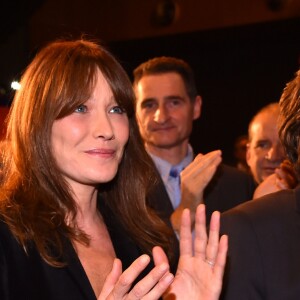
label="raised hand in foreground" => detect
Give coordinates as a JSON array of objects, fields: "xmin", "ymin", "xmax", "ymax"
[
  {"xmin": 162, "ymin": 204, "xmax": 228, "ymax": 300},
  {"xmin": 99, "ymin": 204, "xmax": 227, "ymax": 300}
]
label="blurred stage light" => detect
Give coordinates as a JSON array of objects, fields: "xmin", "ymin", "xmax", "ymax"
[{"xmin": 11, "ymin": 81, "xmax": 21, "ymax": 90}]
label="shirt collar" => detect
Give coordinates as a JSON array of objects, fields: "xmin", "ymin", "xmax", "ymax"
[{"xmin": 148, "ymin": 144, "xmax": 194, "ymax": 184}]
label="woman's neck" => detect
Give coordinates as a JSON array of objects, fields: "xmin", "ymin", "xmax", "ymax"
[{"xmin": 66, "ymin": 180, "xmax": 99, "ymax": 229}]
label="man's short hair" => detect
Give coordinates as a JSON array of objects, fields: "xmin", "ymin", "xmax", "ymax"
[{"xmin": 133, "ymin": 56, "xmax": 198, "ymax": 100}]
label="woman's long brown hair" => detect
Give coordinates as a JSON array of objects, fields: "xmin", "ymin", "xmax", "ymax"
[{"xmin": 0, "ymin": 39, "xmax": 174, "ymax": 266}]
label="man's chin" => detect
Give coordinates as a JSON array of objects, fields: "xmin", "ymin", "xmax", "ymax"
[
  {"xmin": 148, "ymin": 141, "xmax": 181, "ymax": 150},
  {"xmin": 145, "ymin": 134, "xmax": 188, "ymax": 150}
]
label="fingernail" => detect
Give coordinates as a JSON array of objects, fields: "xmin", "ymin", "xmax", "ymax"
[
  {"xmin": 158, "ymin": 263, "xmax": 169, "ymax": 272},
  {"xmin": 163, "ymin": 273, "xmax": 174, "ymax": 284},
  {"xmin": 139, "ymin": 255, "xmax": 150, "ymax": 265}
]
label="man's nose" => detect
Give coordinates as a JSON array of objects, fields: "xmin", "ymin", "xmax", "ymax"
[
  {"xmin": 265, "ymin": 144, "xmax": 285, "ymax": 162},
  {"xmin": 153, "ymin": 105, "xmax": 169, "ymax": 123}
]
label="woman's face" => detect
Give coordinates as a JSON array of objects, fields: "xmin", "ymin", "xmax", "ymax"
[{"xmin": 51, "ymin": 68, "xmax": 129, "ymax": 191}]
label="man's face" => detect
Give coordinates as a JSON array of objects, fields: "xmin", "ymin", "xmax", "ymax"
[
  {"xmin": 135, "ymin": 72, "xmax": 201, "ymax": 152},
  {"xmin": 246, "ymin": 112, "xmax": 285, "ymax": 184}
]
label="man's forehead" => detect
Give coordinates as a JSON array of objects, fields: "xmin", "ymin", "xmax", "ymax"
[
  {"xmin": 251, "ymin": 112, "xmax": 278, "ymax": 130},
  {"xmin": 135, "ymin": 73, "xmax": 188, "ymax": 100},
  {"xmin": 250, "ymin": 121, "xmax": 279, "ymax": 142},
  {"xmin": 138, "ymin": 73, "xmax": 184, "ymax": 88}
]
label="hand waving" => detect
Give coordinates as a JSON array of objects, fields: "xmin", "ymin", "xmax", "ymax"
[{"xmin": 164, "ymin": 204, "xmax": 228, "ymax": 300}]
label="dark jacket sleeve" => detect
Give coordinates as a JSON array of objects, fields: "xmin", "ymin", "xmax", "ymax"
[
  {"xmin": 204, "ymin": 164, "xmax": 256, "ymax": 222},
  {"xmin": 220, "ymin": 208, "xmax": 265, "ymax": 300},
  {"xmin": 220, "ymin": 188, "xmax": 300, "ymax": 300}
]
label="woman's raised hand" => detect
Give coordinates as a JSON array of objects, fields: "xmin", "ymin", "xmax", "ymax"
[
  {"xmin": 160, "ymin": 204, "xmax": 228, "ymax": 300},
  {"xmin": 99, "ymin": 204, "xmax": 227, "ymax": 300}
]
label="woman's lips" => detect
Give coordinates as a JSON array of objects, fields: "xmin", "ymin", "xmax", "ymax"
[{"xmin": 85, "ymin": 148, "xmax": 116, "ymax": 158}]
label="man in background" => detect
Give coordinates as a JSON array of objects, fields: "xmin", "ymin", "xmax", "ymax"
[
  {"xmin": 233, "ymin": 134, "xmax": 250, "ymax": 174},
  {"xmin": 246, "ymin": 102, "xmax": 297, "ymax": 198},
  {"xmin": 133, "ymin": 56, "xmax": 255, "ymax": 231}
]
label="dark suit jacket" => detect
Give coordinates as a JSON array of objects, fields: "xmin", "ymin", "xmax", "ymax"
[
  {"xmin": 220, "ymin": 186, "xmax": 300, "ymax": 300},
  {"xmin": 0, "ymin": 203, "xmax": 155, "ymax": 300},
  {"xmin": 149, "ymin": 163, "xmax": 255, "ymax": 225}
]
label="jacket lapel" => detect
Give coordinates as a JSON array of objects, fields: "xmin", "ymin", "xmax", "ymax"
[{"xmin": 63, "ymin": 238, "xmax": 97, "ymax": 300}]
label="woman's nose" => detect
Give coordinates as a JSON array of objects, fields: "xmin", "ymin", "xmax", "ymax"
[{"xmin": 92, "ymin": 113, "xmax": 115, "ymax": 140}]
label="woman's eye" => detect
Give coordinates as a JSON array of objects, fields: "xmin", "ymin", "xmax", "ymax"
[
  {"xmin": 74, "ymin": 104, "xmax": 88, "ymax": 113},
  {"xmin": 109, "ymin": 106, "xmax": 125, "ymax": 114}
]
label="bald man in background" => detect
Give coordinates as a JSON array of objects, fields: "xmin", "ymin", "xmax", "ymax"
[{"xmin": 246, "ymin": 102, "xmax": 297, "ymax": 198}]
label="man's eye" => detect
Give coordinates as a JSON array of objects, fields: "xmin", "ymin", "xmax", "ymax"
[
  {"xmin": 170, "ymin": 99, "xmax": 180, "ymax": 105},
  {"xmin": 256, "ymin": 142, "xmax": 270, "ymax": 149},
  {"xmin": 141, "ymin": 101, "xmax": 155, "ymax": 109},
  {"xmin": 74, "ymin": 104, "xmax": 88, "ymax": 113},
  {"xmin": 109, "ymin": 106, "xmax": 125, "ymax": 114}
]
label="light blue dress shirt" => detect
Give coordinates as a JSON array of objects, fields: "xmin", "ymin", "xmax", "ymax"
[{"xmin": 149, "ymin": 144, "xmax": 194, "ymax": 209}]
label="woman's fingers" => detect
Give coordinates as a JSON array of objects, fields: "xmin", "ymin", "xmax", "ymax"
[
  {"xmin": 194, "ymin": 204, "xmax": 208, "ymax": 259},
  {"xmin": 204, "ymin": 210, "xmax": 221, "ymax": 264},
  {"xmin": 213, "ymin": 234, "xmax": 228, "ymax": 279},
  {"xmin": 185, "ymin": 204, "xmax": 226, "ymax": 268},
  {"xmin": 125, "ymin": 252, "xmax": 173, "ymax": 300},
  {"xmin": 98, "ymin": 259, "xmax": 123, "ymax": 300},
  {"xmin": 128, "ymin": 264, "xmax": 173, "ymax": 300},
  {"xmin": 152, "ymin": 246, "xmax": 169, "ymax": 266},
  {"xmin": 110, "ymin": 254, "xmax": 151, "ymax": 298},
  {"xmin": 179, "ymin": 208, "xmax": 193, "ymax": 256},
  {"xmin": 101, "ymin": 252, "xmax": 173, "ymax": 300},
  {"xmin": 167, "ymin": 204, "xmax": 227, "ymax": 300}
]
